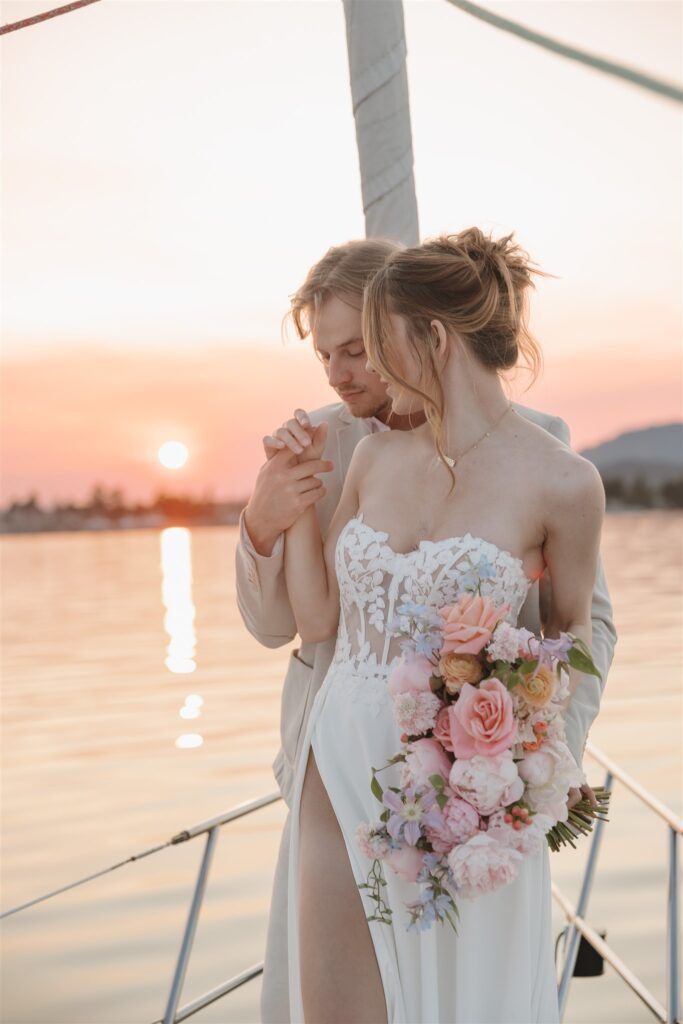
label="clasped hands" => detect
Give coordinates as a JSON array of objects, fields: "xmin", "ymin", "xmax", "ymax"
[{"xmin": 243, "ymin": 409, "xmax": 332, "ymax": 556}]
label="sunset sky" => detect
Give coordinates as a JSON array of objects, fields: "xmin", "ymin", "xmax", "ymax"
[{"xmin": 2, "ymin": 0, "xmax": 681, "ymax": 503}]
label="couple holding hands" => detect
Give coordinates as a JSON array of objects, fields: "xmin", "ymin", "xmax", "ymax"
[{"xmin": 236, "ymin": 229, "xmax": 616, "ymax": 1024}]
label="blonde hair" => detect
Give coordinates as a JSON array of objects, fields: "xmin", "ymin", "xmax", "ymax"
[
  {"xmin": 362, "ymin": 227, "xmax": 550, "ymax": 491},
  {"xmin": 283, "ymin": 238, "xmax": 403, "ymax": 341}
]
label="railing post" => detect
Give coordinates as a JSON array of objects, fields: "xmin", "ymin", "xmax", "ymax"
[
  {"xmin": 557, "ymin": 769, "xmax": 613, "ymax": 1018},
  {"xmin": 667, "ymin": 826, "xmax": 680, "ymax": 1024},
  {"xmin": 163, "ymin": 825, "xmax": 219, "ymax": 1024}
]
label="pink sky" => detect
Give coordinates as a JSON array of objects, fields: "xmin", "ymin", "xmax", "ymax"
[
  {"xmin": 1, "ymin": 0, "xmax": 681, "ymax": 503},
  {"xmin": 1, "ymin": 340, "xmax": 680, "ymax": 504}
]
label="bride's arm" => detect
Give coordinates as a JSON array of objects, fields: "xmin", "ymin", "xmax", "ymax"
[
  {"xmin": 284, "ymin": 433, "xmax": 374, "ymax": 644},
  {"xmin": 541, "ymin": 453, "xmax": 606, "ymax": 707}
]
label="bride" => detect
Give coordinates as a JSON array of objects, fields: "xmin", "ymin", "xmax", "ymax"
[{"xmin": 279, "ymin": 228, "xmax": 605, "ymax": 1023}]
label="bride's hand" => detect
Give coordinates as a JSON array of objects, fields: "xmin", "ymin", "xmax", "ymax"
[
  {"xmin": 566, "ymin": 781, "xmax": 599, "ymax": 816},
  {"xmin": 263, "ymin": 409, "xmax": 328, "ymax": 463}
]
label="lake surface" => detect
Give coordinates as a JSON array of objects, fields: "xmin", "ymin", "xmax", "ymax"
[{"xmin": 1, "ymin": 512, "xmax": 681, "ymax": 1023}]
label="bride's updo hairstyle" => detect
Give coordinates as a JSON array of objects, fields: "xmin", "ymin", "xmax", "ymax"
[{"xmin": 362, "ymin": 226, "xmax": 548, "ymax": 485}]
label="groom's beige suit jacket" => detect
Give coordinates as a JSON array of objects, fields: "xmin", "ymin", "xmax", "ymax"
[{"xmin": 235, "ymin": 399, "xmax": 617, "ymax": 1024}]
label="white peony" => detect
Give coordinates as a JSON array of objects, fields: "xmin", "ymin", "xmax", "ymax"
[
  {"xmin": 449, "ymin": 751, "xmax": 524, "ymax": 815},
  {"xmin": 524, "ymin": 738, "xmax": 585, "ymax": 821},
  {"xmin": 518, "ymin": 749, "xmax": 555, "ymax": 787}
]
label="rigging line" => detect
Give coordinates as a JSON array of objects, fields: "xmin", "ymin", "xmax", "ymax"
[
  {"xmin": 0, "ymin": 0, "xmax": 102, "ymax": 37},
  {"xmin": 445, "ymin": 0, "xmax": 683, "ymax": 106}
]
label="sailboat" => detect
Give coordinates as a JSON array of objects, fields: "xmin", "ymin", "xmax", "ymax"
[{"xmin": 1, "ymin": 1, "xmax": 681, "ymax": 1021}]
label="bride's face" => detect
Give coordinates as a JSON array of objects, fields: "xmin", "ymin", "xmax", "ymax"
[{"xmin": 367, "ymin": 312, "xmax": 425, "ymax": 417}]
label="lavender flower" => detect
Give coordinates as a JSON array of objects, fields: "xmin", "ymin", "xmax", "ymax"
[{"xmin": 382, "ymin": 785, "xmax": 443, "ymax": 846}]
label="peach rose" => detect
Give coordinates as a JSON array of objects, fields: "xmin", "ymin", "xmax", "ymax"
[
  {"xmin": 387, "ymin": 654, "xmax": 434, "ymax": 697},
  {"xmin": 514, "ymin": 664, "xmax": 556, "ymax": 708},
  {"xmin": 439, "ymin": 652, "xmax": 484, "ymax": 695},
  {"xmin": 449, "ymin": 679, "xmax": 517, "ymax": 758},
  {"xmin": 439, "ymin": 594, "xmax": 511, "ymax": 656}
]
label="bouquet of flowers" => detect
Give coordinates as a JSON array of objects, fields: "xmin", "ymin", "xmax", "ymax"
[{"xmin": 355, "ymin": 592, "xmax": 609, "ymax": 934}]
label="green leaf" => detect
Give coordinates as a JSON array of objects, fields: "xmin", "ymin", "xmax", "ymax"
[
  {"xmin": 370, "ymin": 774, "xmax": 384, "ymax": 803},
  {"xmin": 567, "ymin": 646, "xmax": 601, "ymax": 678},
  {"xmin": 435, "ymin": 792, "xmax": 449, "ymax": 810},
  {"xmin": 430, "ymin": 674, "xmax": 444, "ymax": 692},
  {"xmin": 518, "ymin": 659, "xmax": 538, "ymax": 674},
  {"xmin": 429, "ymin": 773, "xmax": 445, "ymax": 790}
]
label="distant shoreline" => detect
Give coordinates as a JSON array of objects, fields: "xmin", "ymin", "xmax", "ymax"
[{"xmin": 1, "ymin": 501, "xmax": 680, "ymax": 537}]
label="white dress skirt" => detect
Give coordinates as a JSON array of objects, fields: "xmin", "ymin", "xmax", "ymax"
[{"xmin": 287, "ymin": 514, "xmax": 561, "ymax": 1023}]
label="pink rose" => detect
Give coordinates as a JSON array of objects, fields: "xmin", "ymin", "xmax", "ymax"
[
  {"xmin": 404, "ymin": 737, "xmax": 452, "ymax": 789},
  {"xmin": 424, "ymin": 795, "xmax": 480, "ymax": 854},
  {"xmin": 384, "ymin": 843, "xmax": 425, "ymax": 882},
  {"xmin": 387, "ymin": 654, "xmax": 434, "ymax": 697},
  {"xmin": 439, "ymin": 594, "xmax": 511, "ymax": 656},
  {"xmin": 449, "ymin": 679, "xmax": 517, "ymax": 757},
  {"xmin": 433, "ymin": 705, "xmax": 454, "ymax": 751}
]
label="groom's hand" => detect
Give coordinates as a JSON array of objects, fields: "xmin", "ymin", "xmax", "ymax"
[{"xmin": 244, "ymin": 422, "xmax": 333, "ymax": 556}]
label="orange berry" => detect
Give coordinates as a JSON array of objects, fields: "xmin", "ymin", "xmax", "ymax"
[
  {"xmin": 504, "ymin": 813, "xmax": 513, "ymax": 823},
  {"xmin": 513, "ymin": 820, "xmax": 523, "ymax": 830}
]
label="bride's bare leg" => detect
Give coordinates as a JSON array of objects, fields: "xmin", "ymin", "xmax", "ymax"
[{"xmin": 298, "ymin": 747, "xmax": 387, "ymax": 1024}]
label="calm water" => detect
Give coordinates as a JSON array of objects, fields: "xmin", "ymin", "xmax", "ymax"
[{"xmin": 1, "ymin": 512, "xmax": 681, "ymax": 1024}]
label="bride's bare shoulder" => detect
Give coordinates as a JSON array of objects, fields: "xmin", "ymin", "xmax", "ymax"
[{"xmin": 513, "ymin": 414, "xmax": 604, "ymax": 510}]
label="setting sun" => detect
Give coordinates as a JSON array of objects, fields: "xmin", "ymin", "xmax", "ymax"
[{"xmin": 158, "ymin": 441, "xmax": 189, "ymax": 469}]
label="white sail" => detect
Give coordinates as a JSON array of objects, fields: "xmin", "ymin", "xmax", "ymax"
[{"xmin": 343, "ymin": 0, "xmax": 419, "ymax": 245}]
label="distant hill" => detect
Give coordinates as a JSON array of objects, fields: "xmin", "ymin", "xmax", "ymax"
[{"xmin": 580, "ymin": 423, "xmax": 683, "ymax": 487}]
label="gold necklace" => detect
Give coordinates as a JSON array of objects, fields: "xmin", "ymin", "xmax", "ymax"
[{"xmin": 443, "ymin": 402, "xmax": 514, "ymax": 467}]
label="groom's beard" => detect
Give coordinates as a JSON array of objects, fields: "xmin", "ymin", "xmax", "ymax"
[{"xmin": 339, "ymin": 391, "xmax": 393, "ymax": 421}]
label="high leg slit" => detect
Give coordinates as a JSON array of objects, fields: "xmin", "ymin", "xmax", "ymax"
[{"xmin": 298, "ymin": 744, "xmax": 387, "ymax": 1023}]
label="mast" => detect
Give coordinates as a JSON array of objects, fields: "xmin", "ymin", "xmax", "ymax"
[{"xmin": 343, "ymin": 0, "xmax": 419, "ymax": 245}]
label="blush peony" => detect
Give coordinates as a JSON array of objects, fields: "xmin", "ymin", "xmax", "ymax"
[
  {"xmin": 424, "ymin": 795, "xmax": 480, "ymax": 854},
  {"xmin": 387, "ymin": 654, "xmax": 435, "ymax": 697},
  {"xmin": 449, "ymin": 750, "xmax": 524, "ymax": 815},
  {"xmin": 447, "ymin": 831, "xmax": 522, "ymax": 898},
  {"xmin": 404, "ymin": 737, "xmax": 453, "ymax": 789},
  {"xmin": 384, "ymin": 843, "xmax": 425, "ymax": 882}
]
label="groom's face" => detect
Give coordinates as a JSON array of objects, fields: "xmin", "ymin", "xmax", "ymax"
[{"xmin": 311, "ymin": 295, "xmax": 392, "ymax": 420}]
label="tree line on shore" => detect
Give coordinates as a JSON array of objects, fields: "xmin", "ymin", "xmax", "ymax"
[{"xmin": 2, "ymin": 473, "xmax": 683, "ymax": 534}]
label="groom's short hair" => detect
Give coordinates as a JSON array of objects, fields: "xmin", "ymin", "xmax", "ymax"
[{"xmin": 284, "ymin": 238, "xmax": 402, "ymax": 342}]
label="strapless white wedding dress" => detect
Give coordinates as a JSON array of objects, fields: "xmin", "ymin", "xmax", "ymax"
[{"xmin": 287, "ymin": 513, "xmax": 561, "ymax": 1023}]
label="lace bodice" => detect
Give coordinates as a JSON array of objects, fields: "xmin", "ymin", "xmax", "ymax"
[{"xmin": 328, "ymin": 512, "xmax": 531, "ymax": 716}]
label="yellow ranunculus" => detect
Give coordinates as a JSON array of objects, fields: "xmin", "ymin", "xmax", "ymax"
[
  {"xmin": 515, "ymin": 664, "xmax": 555, "ymax": 707},
  {"xmin": 438, "ymin": 652, "xmax": 484, "ymax": 695}
]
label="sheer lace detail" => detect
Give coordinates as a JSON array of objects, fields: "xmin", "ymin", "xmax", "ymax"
[{"xmin": 328, "ymin": 513, "xmax": 532, "ymax": 715}]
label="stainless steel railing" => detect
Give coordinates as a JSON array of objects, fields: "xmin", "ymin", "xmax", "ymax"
[
  {"xmin": 1, "ymin": 744, "xmax": 679, "ymax": 1023},
  {"xmin": 554, "ymin": 741, "xmax": 681, "ymax": 1024}
]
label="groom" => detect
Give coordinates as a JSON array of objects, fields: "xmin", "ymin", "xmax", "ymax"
[{"xmin": 235, "ymin": 239, "xmax": 617, "ymax": 1024}]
